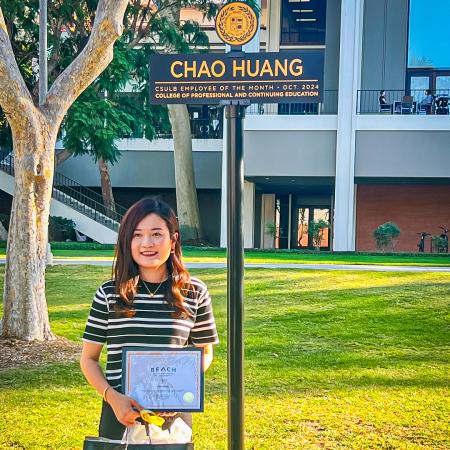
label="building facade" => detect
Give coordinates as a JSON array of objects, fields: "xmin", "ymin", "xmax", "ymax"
[{"xmin": 55, "ymin": 0, "xmax": 450, "ymax": 251}]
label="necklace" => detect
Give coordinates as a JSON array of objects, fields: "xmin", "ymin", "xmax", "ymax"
[{"xmin": 141, "ymin": 279, "xmax": 165, "ymax": 298}]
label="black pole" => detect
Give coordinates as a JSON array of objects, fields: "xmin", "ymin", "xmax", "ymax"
[{"xmin": 226, "ymin": 103, "xmax": 246, "ymax": 450}]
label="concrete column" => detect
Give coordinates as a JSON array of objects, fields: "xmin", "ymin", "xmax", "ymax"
[
  {"xmin": 267, "ymin": 0, "xmax": 281, "ymax": 52},
  {"xmin": 333, "ymin": 0, "xmax": 364, "ymax": 251},
  {"xmin": 261, "ymin": 194, "xmax": 275, "ymax": 249},
  {"xmin": 262, "ymin": 0, "xmax": 282, "ymax": 114},
  {"xmin": 243, "ymin": 181, "xmax": 255, "ymax": 248}
]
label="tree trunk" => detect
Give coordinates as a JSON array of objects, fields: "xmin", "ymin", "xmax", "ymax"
[
  {"xmin": 168, "ymin": 104, "xmax": 202, "ymax": 243},
  {"xmin": 98, "ymin": 157, "xmax": 116, "ymax": 213},
  {"xmin": 55, "ymin": 148, "xmax": 72, "ymax": 166},
  {"xmin": 2, "ymin": 116, "xmax": 56, "ymax": 340},
  {"xmin": 0, "ymin": 0, "xmax": 129, "ymax": 341},
  {"xmin": 157, "ymin": 3, "xmax": 203, "ymax": 244}
]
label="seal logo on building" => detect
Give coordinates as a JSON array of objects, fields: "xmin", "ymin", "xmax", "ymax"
[{"xmin": 215, "ymin": 2, "xmax": 258, "ymax": 46}]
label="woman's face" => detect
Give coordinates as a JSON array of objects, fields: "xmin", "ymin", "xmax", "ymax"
[{"xmin": 131, "ymin": 213, "xmax": 177, "ymax": 277}]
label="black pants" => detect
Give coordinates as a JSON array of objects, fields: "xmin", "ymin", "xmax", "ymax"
[{"xmin": 99, "ymin": 401, "xmax": 193, "ymax": 440}]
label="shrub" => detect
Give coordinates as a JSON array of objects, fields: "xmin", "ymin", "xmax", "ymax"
[
  {"xmin": 265, "ymin": 222, "xmax": 278, "ymax": 239},
  {"xmin": 431, "ymin": 235, "xmax": 448, "ymax": 253},
  {"xmin": 373, "ymin": 221, "xmax": 400, "ymax": 251},
  {"xmin": 309, "ymin": 219, "xmax": 330, "ymax": 251},
  {"xmin": 0, "ymin": 213, "xmax": 10, "ymax": 231},
  {"xmin": 48, "ymin": 216, "xmax": 76, "ymax": 242},
  {"xmin": 48, "ymin": 242, "xmax": 115, "ymax": 250}
]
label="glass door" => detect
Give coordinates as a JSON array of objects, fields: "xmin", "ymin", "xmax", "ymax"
[
  {"xmin": 407, "ymin": 70, "xmax": 450, "ymax": 94},
  {"xmin": 292, "ymin": 206, "xmax": 330, "ymax": 250},
  {"xmin": 409, "ymin": 76, "xmax": 430, "ymax": 104}
]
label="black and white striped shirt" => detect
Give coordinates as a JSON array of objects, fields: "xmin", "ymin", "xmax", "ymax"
[{"xmin": 82, "ymin": 277, "xmax": 219, "ymax": 390}]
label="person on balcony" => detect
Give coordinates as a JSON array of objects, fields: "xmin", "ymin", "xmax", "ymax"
[
  {"xmin": 378, "ymin": 90, "xmax": 392, "ymax": 113},
  {"xmin": 419, "ymin": 89, "xmax": 434, "ymax": 114}
]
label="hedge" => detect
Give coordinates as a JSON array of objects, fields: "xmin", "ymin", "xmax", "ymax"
[{"xmin": 0, "ymin": 241, "xmax": 449, "ymax": 257}]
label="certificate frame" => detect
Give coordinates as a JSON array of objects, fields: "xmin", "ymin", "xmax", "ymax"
[{"xmin": 122, "ymin": 347, "xmax": 204, "ymax": 412}]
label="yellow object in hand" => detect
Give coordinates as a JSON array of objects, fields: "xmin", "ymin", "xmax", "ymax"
[{"xmin": 140, "ymin": 410, "xmax": 165, "ymax": 428}]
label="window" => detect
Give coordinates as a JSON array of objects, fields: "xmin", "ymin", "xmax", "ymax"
[
  {"xmin": 436, "ymin": 76, "xmax": 450, "ymax": 90},
  {"xmin": 407, "ymin": 1, "xmax": 450, "ymax": 95},
  {"xmin": 408, "ymin": 0, "xmax": 450, "ymax": 69},
  {"xmin": 280, "ymin": 0, "xmax": 327, "ymax": 46}
]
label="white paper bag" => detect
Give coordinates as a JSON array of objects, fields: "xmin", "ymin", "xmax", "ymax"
[{"xmin": 124, "ymin": 418, "xmax": 192, "ymax": 444}]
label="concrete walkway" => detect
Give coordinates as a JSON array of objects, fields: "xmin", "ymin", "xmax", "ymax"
[{"xmin": 1, "ymin": 257, "xmax": 449, "ymax": 273}]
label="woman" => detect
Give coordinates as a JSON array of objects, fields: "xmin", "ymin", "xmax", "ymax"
[
  {"xmin": 80, "ymin": 197, "xmax": 219, "ymax": 440},
  {"xmin": 379, "ymin": 90, "xmax": 387, "ymax": 105}
]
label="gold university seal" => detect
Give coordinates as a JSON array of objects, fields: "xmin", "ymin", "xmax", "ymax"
[{"xmin": 215, "ymin": 2, "xmax": 258, "ymax": 46}]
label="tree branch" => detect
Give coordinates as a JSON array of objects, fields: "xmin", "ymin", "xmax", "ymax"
[
  {"xmin": 129, "ymin": 0, "xmax": 141, "ymax": 35},
  {"xmin": 47, "ymin": 17, "xmax": 64, "ymax": 79},
  {"xmin": 127, "ymin": 0, "xmax": 182, "ymax": 49},
  {"xmin": 127, "ymin": 0, "xmax": 153, "ymax": 49},
  {"xmin": 44, "ymin": 0, "xmax": 129, "ymax": 120},
  {"xmin": 0, "ymin": 8, "xmax": 35, "ymax": 124}
]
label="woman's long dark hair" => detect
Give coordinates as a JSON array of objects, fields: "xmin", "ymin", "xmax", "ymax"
[{"xmin": 113, "ymin": 197, "xmax": 192, "ymax": 318}]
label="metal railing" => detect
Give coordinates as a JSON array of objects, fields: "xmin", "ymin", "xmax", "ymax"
[
  {"xmin": 0, "ymin": 151, "xmax": 126, "ymax": 231},
  {"xmin": 247, "ymin": 90, "xmax": 339, "ymax": 115},
  {"xmin": 120, "ymin": 116, "xmax": 224, "ymax": 140},
  {"xmin": 357, "ymin": 89, "xmax": 450, "ymax": 115},
  {"xmin": 190, "ymin": 117, "xmax": 223, "ymax": 139}
]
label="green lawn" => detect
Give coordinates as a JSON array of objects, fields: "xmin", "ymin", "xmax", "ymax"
[
  {"xmin": 0, "ymin": 267, "xmax": 449, "ymax": 449},
  {"xmin": 2, "ymin": 247, "xmax": 450, "ymax": 266}
]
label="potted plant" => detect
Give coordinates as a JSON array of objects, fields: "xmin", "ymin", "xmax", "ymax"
[
  {"xmin": 309, "ymin": 219, "xmax": 330, "ymax": 251},
  {"xmin": 265, "ymin": 222, "xmax": 281, "ymax": 249},
  {"xmin": 373, "ymin": 221, "xmax": 400, "ymax": 252},
  {"xmin": 431, "ymin": 235, "xmax": 447, "ymax": 253}
]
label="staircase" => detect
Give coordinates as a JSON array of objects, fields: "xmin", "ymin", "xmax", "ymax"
[{"xmin": 0, "ymin": 151, "xmax": 126, "ymax": 244}]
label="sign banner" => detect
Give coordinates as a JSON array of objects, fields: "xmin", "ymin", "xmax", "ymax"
[{"xmin": 149, "ymin": 50, "xmax": 324, "ymax": 105}]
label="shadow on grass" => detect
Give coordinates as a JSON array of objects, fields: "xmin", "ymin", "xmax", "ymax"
[
  {"xmin": 49, "ymin": 309, "xmax": 91, "ymax": 321},
  {"xmin": 1, "ymin": 357, "xmax": 448, "ymax": 396},
  {"xmin": 0, "ymin": 361, "xmax": 85, "ymax": 390},
  {"xmin": 1, "ymin": 269, "xmax": 448, "ymax": 399}
]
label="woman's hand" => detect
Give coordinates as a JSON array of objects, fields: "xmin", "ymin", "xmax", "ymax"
[{"xmin": 107, "ymin": 389, "xmax": 143, "ymax": 427}]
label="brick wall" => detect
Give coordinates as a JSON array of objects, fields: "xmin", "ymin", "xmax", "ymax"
[{"xmin": 356, "ymin": 184, "xmax": 450, "ymax": 252}]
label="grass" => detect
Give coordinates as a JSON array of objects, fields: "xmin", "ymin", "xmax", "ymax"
[
  {"xmin": 0, "ymin": 266, "xmax": 449, "ymax": 449},
  {"xmin": 2, "ymin": 247, "xmax": 450, "ymax": 266}
]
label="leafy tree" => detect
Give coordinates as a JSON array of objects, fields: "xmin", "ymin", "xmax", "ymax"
[
  {"xmin": 122, "ymin": 0, "xmax": 214, "ymax": 243},
  {"xmin": 48, "ymin": 215, "xmax": 76, "ymax": 242},
  {"xmin": 0, "ymin": 0, "xmax": 258, "ymax": 340},
  {"xmin": 0, "ymin": 0, "xmax": 130, "ymax": 340},
  {"xmin": 1, "ymin": 0, "xmax": 216, "ymax": 235},
  {"xmin": 61, "ymin": 39, "xmax": 134, "ymax": 211}
]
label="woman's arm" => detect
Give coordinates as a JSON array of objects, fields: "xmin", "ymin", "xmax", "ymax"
[
  {"xmin": 195, "ymin": 343, "xmax": 214, "ymax": 371},
  {"xmin": 80, "ymin": 342, "xmax": 110, "ymax": 396},
  {"xmin": 80, "ymin": 342, "xmax": 142, "ymax": 427}
]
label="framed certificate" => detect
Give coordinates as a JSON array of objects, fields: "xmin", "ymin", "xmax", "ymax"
[{"xmin": 122, "ymin": 347, "xmax": 204, "ymax": 412}]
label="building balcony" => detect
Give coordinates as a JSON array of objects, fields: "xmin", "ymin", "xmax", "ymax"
[
  {"xmin": 246, "ymin": 90, "xmax": 338, "ymax": 116},
  {"xmin": 357, "ymin": 89, "xmax": 450, "ymax": 115},
  {"xmin": 120, "ymin": 106, "xmax": 224, "ymax": 140}
]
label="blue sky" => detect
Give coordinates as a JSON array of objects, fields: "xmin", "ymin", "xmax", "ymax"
[{"xmin": 408, "ymin": 0, "xmax": 450, "ymax": 68}]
